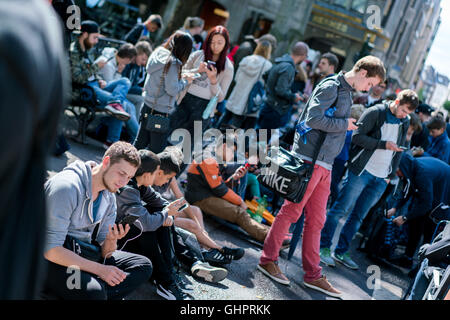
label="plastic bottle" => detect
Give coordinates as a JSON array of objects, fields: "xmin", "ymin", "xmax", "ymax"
[{"xmin": 254, "ymin": 198, "xmax": 265, "ymax": 223}]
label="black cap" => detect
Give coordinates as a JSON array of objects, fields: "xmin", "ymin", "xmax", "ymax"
[
  {"xmin": 80, "ymin": 20, "xmax": 100, "ymax": 34},
  {"xmin": 416, "ymin": 103, "xmax": 434, "ymax": 116}
]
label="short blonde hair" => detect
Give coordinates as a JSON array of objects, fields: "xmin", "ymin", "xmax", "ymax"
[
  {"xmin": 254, "ymin": 40, "xmax": 272, "ymax": 60},
  {"xmin": 350, "ymin": 104, "xmax": 366, "ymax": 121}
]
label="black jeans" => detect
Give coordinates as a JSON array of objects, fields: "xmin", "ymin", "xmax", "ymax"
[
  {"xmin": 405, "ymin": 214, "xmax": 436, "ymax": 258},
  {"xmin": 41, "ymin": 250, "xmax": 152, "ymax": 300},
  {"xmin": 134, "ymin": 105, "xmax": 172, "ymax": 154},
  {"xmin": 119, "ymin": 225, "xmax": 202, "ymax": 286},
  {"xmin": 169, "ymin": 93, "xmax": 209, "ymax": 149}
]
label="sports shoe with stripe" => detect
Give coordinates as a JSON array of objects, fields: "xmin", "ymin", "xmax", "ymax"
[
  {"xmin": 203, "ymin": 248, "xmax": 231, "ymax": 265},
  {"xmin": 153, "ymin": 280, "xmax": 193, "ymax": 300}
]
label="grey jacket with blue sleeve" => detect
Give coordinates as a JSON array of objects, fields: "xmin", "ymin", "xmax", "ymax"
[
  {"xmin": 292, "ymin": 72, "xmax": 353, "ymax": 170},
  {"xmin": 44, "ymin": 161, "xmax": 117, "ymax": 254},
  {"xmin": 115, "ymin": 178, "xmax": 169, "ymax": 232}
]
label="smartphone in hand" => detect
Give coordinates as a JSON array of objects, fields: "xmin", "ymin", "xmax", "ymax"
[{"xmin": 117, "ymin": 215, "xmax": 139, "ymax": 227}]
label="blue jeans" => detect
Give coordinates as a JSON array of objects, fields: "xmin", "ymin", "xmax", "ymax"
[
  {"xmin": 408, "ymin": 259, "xmax": 430, "ymax": 300},
  {"xmin": 88, "ymin": 78, "xmax": 131, "ymax": 106},
  {"xmin": 88, "ymin": 78, "xmax": 138, "ymax": 143},
  {"xmin": 102, "ymin": 100, "xmax": 139, "ymax": 143},
  {"xmin": 320, "ymin": 169, "xmax": 388, "ymax": 255}
]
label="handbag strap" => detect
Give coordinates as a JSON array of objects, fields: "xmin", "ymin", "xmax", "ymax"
[{"xmin": 256, "ymin": 60, "xmax": 267, "ymax": 82}]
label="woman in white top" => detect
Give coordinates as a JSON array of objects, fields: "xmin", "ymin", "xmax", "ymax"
[
  {"xmin": 223, "ymin": 40, "xmax": 272, "ymax": 130},
  {"xmin": 170, "ymin": 25, "xmax": 234, "ymax": 144}
]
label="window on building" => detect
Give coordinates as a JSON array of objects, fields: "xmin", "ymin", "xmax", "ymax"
[
  {"xmin": 381, "ymin": 0, "xmax": 393, "ymax": 27},
  {"xmin": 393, "ymin": 21, "xmax": 406, "ymax": 54},
  {"xmin": 334, "ymin": 0, "xmax": 351, "ymax": 10},
  {"xmin": 351, "ymin": 0, "xmax": 367, "ymax": 14}
]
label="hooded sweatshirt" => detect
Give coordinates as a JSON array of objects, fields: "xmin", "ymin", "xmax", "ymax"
[
  {"xmin": 94, "ymin": 47, "xmax": 120, "ymax": 83},
  {"xmin": 143, "ymin": 46, "xmax": 188, "ymax": 114},
  {"xmin": 44, "ymin": 160, "xmax": 117, "ymax": 253},
  {"xmin": 115, "ymin": 178, "xmax": 169, "ymax": 232},
  {"xmin": 226, "ymin": 54, "xmax": 272, "ymax": 116},
  {"xmin": 397, "ymin": 153, "xmax": 450, "ymax": 220}
]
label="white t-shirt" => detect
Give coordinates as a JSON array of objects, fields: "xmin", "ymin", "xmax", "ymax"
[{"xmin": 364, "ymin": 122, "xmax": 399, "ymax": 178}]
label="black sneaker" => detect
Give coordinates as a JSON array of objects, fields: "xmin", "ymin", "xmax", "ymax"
[
  {"xmin": 389, "ymin": 255, "xmax": 413, "ymax": 269},
  {"xmin": 191, "ymin": 261, "xmax": 228, "ymax": 283},
  {"xmin": 221, "ymin": 246, "xmax": 245, "ymax": 261},
  {"xmin": 172, "ymin": 271, "xmax": 193, "ymax": 292},
  {"xmin": 153, "ymin": 280, "xmax": 193, "ymax": 300},
  {"xmin": 203, "ymin": 248, "xmax": 232, "ymax": 265}
]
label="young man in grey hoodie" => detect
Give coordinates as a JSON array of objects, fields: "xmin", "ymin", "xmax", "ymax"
[
  {"xmin": 257, "ymin": 56, "xmax": 386, "ymax": 298},
  {"xmin": 41, "ymin": 142, "xmax": 152, "ymax": 300}
]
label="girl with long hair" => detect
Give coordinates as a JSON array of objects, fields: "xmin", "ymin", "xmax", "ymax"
[
  {"xmin": 170, "ymin": 25, "xmax": 234, "ymax": 147},
  {"xmin": 134, "ymin": 30, "xmax": 194, "ymax": 153}
]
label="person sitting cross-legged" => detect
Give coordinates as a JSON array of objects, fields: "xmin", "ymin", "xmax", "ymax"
[
  {"xmin": 153, "ymin": 146, "xmax": 245, "ymax": 266},
  {"xmin": 185, "ymin": 134, "xmax": 270, "ymax": 244}
]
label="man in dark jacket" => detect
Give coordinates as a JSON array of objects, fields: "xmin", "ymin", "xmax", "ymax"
[
  {"xmin": 258, "ymin": 55, "xmax": 386, "ymax": 297},
  {"xmin": 123, "ymin": 14, "xmax": 163, "ymax": 44},
  {"xmin": 257, "ymin": 41, "xmax": 308, "ymax": 139},
  {"xmin": 386, "ymin": 153, "xmax": 450, "ymax": 268},
  {"xmin": 320, "ymin": 89, "xmax": 419, "ymax": 270}
]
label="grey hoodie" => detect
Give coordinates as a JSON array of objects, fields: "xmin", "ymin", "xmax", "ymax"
[
  {"xmin": 143, "ymin": 46, "xmax": 188, "ymax": 114},
  {"xmin": 44, "ymin": 160, "xmax": 117, "ymax": 253},
  {"xmin": 292, "ymin": 72, "xmax": 353, "ymax": 170},
  {"xmin": 95, "ymin": 47, "xmax": 120, "ymax": 83}
]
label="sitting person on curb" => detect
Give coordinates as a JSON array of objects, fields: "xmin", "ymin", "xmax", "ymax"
[
  {"xmin": 41, "ymin": 142, "xmax": 152, "ymax": 300},
  {"xmin": 122, "ymin": 41, "xmax": 153, "ymax": 118},
  {"xmin": 115, "ymin": 149, "xmax": 228, "ymax": 300},
  {"xmin": 185, "ymin": 134, "xmax": 270, "ymax": 244},
  {"xmin": 70, "ymin": 20, "xmax": 131, "ymax": 122},
  {"xmin": 153, "ymin": 146, "xmax": 245, "ymax": 265},
  {"xmin": 94, "ymin": 43, "xmax": 140, "ymax": 146}
]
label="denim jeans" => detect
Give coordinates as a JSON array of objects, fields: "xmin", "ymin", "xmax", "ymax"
[
  {"xmin": 329, "ymin": 158, "xmax": 347, "ymax": 206},
  {"xmin": 256, "ymin": 103, "xmax": 290, "ymax": 142},
  {"xmin": 320, "ymin": 169, "xmax": 388, "ymax": 255},
  {"xmin": 88, "ymin": 78, "xmax": 138, "ymax": 143},
  {"xmin": 408, "ymin": 259, "xmax": 430, "ymax": 300},
  {"xmin": 102, "ymin": 99, "xmax": 139, "ymax": 143},
  {"xmin": 88, "ymin": 78, "xmax": 131, "ymax": 106}
]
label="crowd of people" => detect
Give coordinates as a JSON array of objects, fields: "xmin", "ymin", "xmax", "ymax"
[{"xmin": 4, "ymin": 1, "xmax": 449, "ymax": 300}]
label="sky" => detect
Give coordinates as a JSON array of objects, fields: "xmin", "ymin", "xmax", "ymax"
[{"xmin": 424, "ymin": 0, "xmax": 450, "ymax": 79}]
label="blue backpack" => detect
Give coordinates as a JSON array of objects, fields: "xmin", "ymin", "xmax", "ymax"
[{"xmin": 246, "ymin": 61, "xmax": 267, "ymax": 114}]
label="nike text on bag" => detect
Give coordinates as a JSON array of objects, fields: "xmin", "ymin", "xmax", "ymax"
[{"xmin": 257, "ymin": 146, "xmax": 314, "ymax": 203}]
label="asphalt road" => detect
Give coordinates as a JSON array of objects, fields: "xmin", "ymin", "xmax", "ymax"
[{"xmin": 46, "ymin": 137, "xmax": 414, "ymax": 301}]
